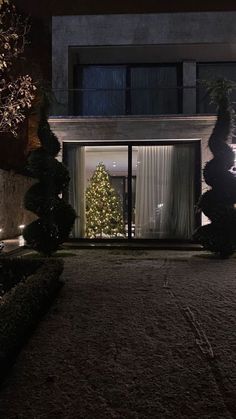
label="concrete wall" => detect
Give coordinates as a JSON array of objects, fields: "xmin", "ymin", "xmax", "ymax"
[
  {"xmin": 52, "ymin": 12, "xmax": 236, "ymax": 48},
  {"xmin": 51, "ymin": 13, "xmax": 231, "ymax": 230},
  {"xmin": 49, "ymin": 115, "xmax": 216, "ymax": 227},
  {"xmin": 52, "ymin": 13, "xmax": 236, "ymax": 116},
  {"xmin": 0, "ymin": 170, "xmax": 36, "ymax": 239},
  {"xmin": 49, "ymin": 114, "xmax": 216, "ymax": 188},
  {"xmin": 52, "ymin": 12, "xmax": 236, "ymax": 93}
]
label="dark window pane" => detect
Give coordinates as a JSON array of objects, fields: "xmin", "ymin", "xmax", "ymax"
[
  {"xmin": 74, "ymin": 64, "xmax": 179, "ymax": 116},
  {"xmin": 198, "ymin": 63, "xmax": 236, "ymax": 113},
  {"xmin": 130, "ymin": 66, "xmax": 178, "ymax": 115},
  {"xmin": 78, "ymin": 66, "xmax": 126, "ymax": 116}
]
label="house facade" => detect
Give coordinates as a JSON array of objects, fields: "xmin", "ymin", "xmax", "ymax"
[{"xmin": 50, "ymin": 12, "xmax": 236, "ymax": 241}]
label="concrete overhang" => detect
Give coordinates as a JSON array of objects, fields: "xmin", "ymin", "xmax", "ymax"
[{"xmin": 49, "ymin": 114, "xmax": 217, "ymax": 143}]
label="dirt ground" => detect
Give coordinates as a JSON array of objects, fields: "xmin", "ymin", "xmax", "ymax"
[{"xmin": 0, "ymin": 249, "xmax": 236, "ymax": 419}]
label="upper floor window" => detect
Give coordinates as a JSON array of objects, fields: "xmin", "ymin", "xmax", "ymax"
[
  {"xmin": 197, "ymin": 63, "xmax": 236, "ymax": 113},
  {"xmin": 73, "ymin": 64, "xmax": 180, "ymax": 116}
]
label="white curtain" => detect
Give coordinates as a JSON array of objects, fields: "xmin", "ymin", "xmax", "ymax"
[
  {"xmin": 162, "ymin": 145, "xmax": 195, "ymax": 238},
  {"xmin": 67, "ymin": 145, "xmax": 86, "ymax": 238},
  {"xmin": 135, "ymin": 146, "xmax": 173, "ymax": 238},
  {"xmin": 135, "ymin": 144, "xmax": 195, "ymax": 239}
]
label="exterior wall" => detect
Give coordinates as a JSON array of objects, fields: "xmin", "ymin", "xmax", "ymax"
[
  {"xmin": 182, "ymin": 61, "xmax": 196, "ymax": 114},
  {"xmin": 52, "ymin": 13, "xmax": 236, "ymax": 51},
  {"xmin": 51, "ymin": 13, "xmax": 231, "ymax": 234},
  {"xmin": 49, "ymin": 114, "xmax": 216, "ymax": 190},
  {"xmin": 0, "ymin": 170, "xmax": 36, "ymax": 239},
  {"xmin": 52, "ymin": 12, "xmax": 236, "ymax": 112},
  {"xmin": 49, "ymin": 115, "xmax": 216, "ymax": 229}
]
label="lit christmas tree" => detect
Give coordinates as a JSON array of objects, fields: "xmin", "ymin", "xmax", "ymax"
[{"xmin": 86, "ymin": 163, "xmax": 125, "ymax": 238}]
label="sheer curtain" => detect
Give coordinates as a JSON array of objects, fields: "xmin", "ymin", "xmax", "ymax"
[
  {"xmin": 135, "ymin": 146, "xmax": 173, "ymax": 238},
  {"xmin": 135, "ymin": 144, "xmax": 195, "ymax": 239},
  {"xmin": 66, "ymin": 145, "xmax": 85, "ymax": 238},
  {"xmin": 162, "ymin": 144, "xmax": 195, "ymax": 238}
]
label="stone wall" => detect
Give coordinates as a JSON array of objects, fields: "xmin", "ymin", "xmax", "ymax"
[{"xmin": 0, "ymin": 170, "xmax": 36, "ymax": 239}]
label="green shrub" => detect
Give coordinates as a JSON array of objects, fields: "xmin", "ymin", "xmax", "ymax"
[
  {"xmin": 24, "ymin": 97, "xmax": 76, "ymax": 256},
  {"xmin": 0, "ymin": 258, "xmax": 42, "ymax": 295},
  {"xmin": 193, "ymin": 79, "xmax": 236, "ymax": 258},
  {"xmin": 0, "ymin": 257, "xmax": 64, "ymax": 382}
]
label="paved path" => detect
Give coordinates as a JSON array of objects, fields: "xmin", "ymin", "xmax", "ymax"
[{"xmin": 0, "ymin": 250, "xmax": 236, "ymax": 418}]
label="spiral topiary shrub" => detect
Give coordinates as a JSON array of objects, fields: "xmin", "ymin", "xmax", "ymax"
[
  {"xmin": 193, "ymin": 79, "xmax": 236, "ymax": 258},
  {"xmin": 23, "ymin": 99, "xmax": 76, "ymax": 256}
]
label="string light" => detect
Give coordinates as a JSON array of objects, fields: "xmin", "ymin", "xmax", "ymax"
[{"xmin": 85, "ymin": 162, "xmax": 125, "ymax": 238}]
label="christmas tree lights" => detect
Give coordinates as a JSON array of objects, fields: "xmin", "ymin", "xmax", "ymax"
[{"xmin": 85, "ymin": 163, "xmax": 125, "ymax": 238}]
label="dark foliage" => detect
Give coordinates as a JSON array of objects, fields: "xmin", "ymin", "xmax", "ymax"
[
  {"xmin": 23, "ymin": 98, "xmax": 76, "ymax": 256},
  {"xmin": 193, "ymin": 79, "xmax": 236, "ymax": 258},
  {"xmin": 0, "ymin": 258, "xmax": 42, "ymax": 296},
  {"xmin": 0, "ymin": 257, "xmax": 63, "ymax": 382}
]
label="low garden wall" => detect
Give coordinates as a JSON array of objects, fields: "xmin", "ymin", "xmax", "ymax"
[{"xmin": 0, "ymin": 169, "xmax": 36, "ymax": 239}]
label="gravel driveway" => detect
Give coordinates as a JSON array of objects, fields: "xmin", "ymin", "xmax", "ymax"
[{"xmin": 0, "ymin": 249, "xmax": 236, "ymax": 419}]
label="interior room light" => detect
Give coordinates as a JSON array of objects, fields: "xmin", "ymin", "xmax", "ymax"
[
  {"xmin": 18, "ymin": 225, "xmax": 25, "ymax": 235},
  {"xmin": 19, "ymin": 235, "xmax": 25, "ymax": 247},
  {"xmin": 229, "ymin": 146, "xmax": 236, "ymax": 173},
  {"xmin": 234, "ymin": 149, "xmax": 236, "ymax": 166}
]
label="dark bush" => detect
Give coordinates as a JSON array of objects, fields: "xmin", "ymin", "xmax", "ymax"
[
  {"xmin": 24, "ymin": 98, "xmax": 76, "ymax": 256},
  {"xmin": 0, "ymin": 257, "xmax": 64, "ymax": 382},
  {"xmin": 24, "ymin": 182, "xmax": 58, "ymax": 216},
  {"xmin": 0, "ymin": 258, "xmax": 42, "ymax": 295},
  {"xmin": 193, "ymin": 79, "xmax": 236, "ymax": 258},
  {"xmin": 23, "ymin": 220, "xmax": 61, "ymax": 255}
]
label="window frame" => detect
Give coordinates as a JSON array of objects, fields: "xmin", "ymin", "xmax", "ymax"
[
  {"xmin": 196, "ymin": 61, "xmax": 236, "ymax": 114},
  {"xmin": 73, "ymin": 63, "xmax": 182, "ymax": 116},
  {"xmin": 63, "ymin": 139, "xmax": 201, "ymax": 242}
]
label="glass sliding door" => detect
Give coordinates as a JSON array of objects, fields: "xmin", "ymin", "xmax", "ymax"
[
  {"xmin": 66, "ymin": 144, "xmax": 86, "ymax": 238},
  {"xmin": 65, "ymin": 144, "xmax": 128, "ymax": 238},
  {"xmin": 85, "ymin": 146, "xmax": 128, "ymax": 238},
  {"xmin": 65, "ymin": 142, "xmax": 197, "ymax": 240},
  {"xmin": 133, "ymin": 144, "xmax": 196, "ymax": 239}
]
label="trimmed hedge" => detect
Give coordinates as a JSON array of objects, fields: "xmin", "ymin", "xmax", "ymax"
[
  {"xmin": 0, "ymin": 258, "xmax": 43, "ymax": 295},
  {"xmin": 0, "ymin": 257, "xmax": 64, "ymax": 381}
]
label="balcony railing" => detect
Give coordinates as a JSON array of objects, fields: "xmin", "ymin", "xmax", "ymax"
[{"xmin": 49, "ymin": 86, "xmax": 216, "ymax": 117}]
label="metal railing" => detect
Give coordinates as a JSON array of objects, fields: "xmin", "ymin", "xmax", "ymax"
[{"xmin": 49, "ymin": 86, "xmax": 216, "ymax": 117}]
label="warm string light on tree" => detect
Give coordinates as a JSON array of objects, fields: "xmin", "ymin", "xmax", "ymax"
[
  {"xmin": 85, "ymin": 162, "xmax": 125, "ymax": 238},
  {"xmin": 0, "ymin": 0, "xmax": 36, "ymax": 136}
]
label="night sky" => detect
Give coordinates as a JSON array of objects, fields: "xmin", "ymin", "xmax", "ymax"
[{"xmin": 14, "ymin": 0, "xmax": 236, "ymax": 17}]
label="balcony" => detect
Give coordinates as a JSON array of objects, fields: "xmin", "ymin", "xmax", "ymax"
[{"xmin": 50, "ymin": 85, "xmax": 217, "ymax": 118}]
